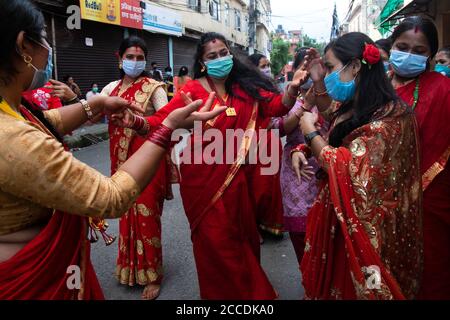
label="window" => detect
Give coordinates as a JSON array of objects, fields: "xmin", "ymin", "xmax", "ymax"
[
  {"xmin": 209, "ymin": 0, "xmax": 220, "ymax": 21},
  {"xmin": 188, "ymin": 0, "xmax": 201, "ymax": 13},
  {"xmin": 224, "ymin": 3, "xmax": 230, "ymax": 26},
  {"xmin": 234, "ymin": 9, "xmax": 241, "ymax": 31}
]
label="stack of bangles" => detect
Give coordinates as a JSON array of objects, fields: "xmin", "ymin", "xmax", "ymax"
[
  {"xmin": 131, "ymin": 114, "xmax": 150, "ymax": 134},
  {"xmin": 290, "ymin": 143, "xmax": 312, "ymax": 159},
  {"xmin": 130, "ymin": 114, "xmax": 173, "ymax": 150},
  {"xmin": 147, "ymin": 123, "xmax": 173, "ymax": 150}
]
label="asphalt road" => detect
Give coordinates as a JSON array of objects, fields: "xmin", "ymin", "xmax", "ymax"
[{"xmin": 74, "ymin": 140, "xmax": 304, "ymax": 300}]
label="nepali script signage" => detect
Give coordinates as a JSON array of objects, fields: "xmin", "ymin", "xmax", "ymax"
[
  {"xmin": 80, "ymin": 0, "xmax": 143, "ymax": 29},
  {"xmin": 142, "ymin": 1, "xmax": 183, "ymax": 37}
]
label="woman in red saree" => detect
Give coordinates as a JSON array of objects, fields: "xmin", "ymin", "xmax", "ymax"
[
  {"xmin": 126, "ymin": 32, "xmax": 306, "ymax": 299},
  {"xmin": 248, "ymin": 53, "xmax": 285, "ymax": 238},
  {"xmin": 296, "ymin": 32, "xmax": 422, "ymax": 299},
  {"xmin": 0, "ymin": 1, "xmax": 222, "ymax": 299},
  {"xmin": 388, "ymin": 16, "xmax": 450, "ymax": 299},
  {"xmin": 101, "ymin": 36, "xmax": 173, "ymax": 300}
]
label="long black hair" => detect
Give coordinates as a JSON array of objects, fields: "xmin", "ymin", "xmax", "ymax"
[
  {"xmin": 0, "ymin": 0, "xmax": 62, "ymax": 142},
  {"xmin": 118, "ymin": 36, "xmax": 150, "ymax": 79},
  {"xmin": 248, "ymin": 53, "xmax": 266, "ymax": 67},
  {"xmin": 438, "ymin": 45, "xmax": 450, "ymax": 59},
  {"xmin": 391, "ymin": 16, "xmax": 439, "ymax": 59},
  {"xmin": 178, "ymin": 66, "xmax": 189, "ymax": 77},
  {"xmin": 193, "ymin": 32, "xmax": 279, "ymax": 100},
  {"xmin": 326, "ymin": 32, "xmax": 399, "ymax": 148},
  {"xmin": 293, "ymin": 47, "xmax": 309, "ymax": 70},
  {"xmin": 375, "ymin": 38, "xmax": 392, "ymax": 56}
]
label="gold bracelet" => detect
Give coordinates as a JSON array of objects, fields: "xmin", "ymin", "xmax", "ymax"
[{"xmin": 80, "ymin": 99, "xmax": 94, "ymax": 120}]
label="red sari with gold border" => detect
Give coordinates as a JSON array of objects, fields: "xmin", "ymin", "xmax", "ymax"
[
  {"xmin": 146, "ymin": 80, "xmax": 289, "ymax": 299},
  {"xmin": 301, "ymin": 102, "xmax": 423, "ymax": 300},
  {"xmin": 395, "ymin": 71, "xmax": 450, "ymax": 299},
  {"xmin": 108, "ymin": 77, "xmax": 173, "ymax": 287},
  {"xmin": 0, "ymin": 107, "xmax": 104, "ymax": 300}
]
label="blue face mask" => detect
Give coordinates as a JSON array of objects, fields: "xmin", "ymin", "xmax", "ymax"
[
  {"xmin": 435, "ymin": 64, "xmax": 450, "ymax": 77},
  {"xmin": 28, "ymin": 46, "xmax": 53, "ymax": 91},
  {"xmin": 383, "ymin": 61, "xmax": 390, "ymax": 73},
  {"xmin": 205, "ymin": 55, "xmax": 234, "ymax": 79},
  {"xmin": 324, "ymin": 63, "xmax": 356, "ymax": 102},
  {"xmin": 122, "ymin": 60, "xmax": 146, "ymax": 78},
  {"xmin": 389, "ymin": 50, "xmax": 428, "ymax": 78}
]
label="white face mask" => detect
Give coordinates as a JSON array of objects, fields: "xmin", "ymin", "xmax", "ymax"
[
  {"xmin": 122, "ymin": 59, "xmax": 146, "ymax": 78},
  {"xmin": 261, "ymin": 67, "xmax": 272, "ymax": 78}
]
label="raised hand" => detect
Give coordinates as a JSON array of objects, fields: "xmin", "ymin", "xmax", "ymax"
[
  {"xmin": 303, "ymin": 48, "xmax": 326, "ymax": 82},
  {"xmin": 163, "ymin": 92, "xmax": 227, "ymax": 129},
  {"xmin": 290, "ymin": 68, "xmax": 310, "ymax": 90},
  {"xmin": 46, "ymin": 79, "xmax": 77, "ymax": 102}
]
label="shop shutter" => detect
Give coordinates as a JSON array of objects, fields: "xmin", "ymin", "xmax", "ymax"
[
  {"xmin": 173, "ymin": 36, "xmax": 198, "ymax": 76},
  {"xmin": 53, "ymin": 17, "xmax": 124, "ymax": 96}
]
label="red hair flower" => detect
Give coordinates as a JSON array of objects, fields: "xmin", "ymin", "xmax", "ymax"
[{"xmin": 362, "ymin": 43, "xmax": 381, "ymax": 68}]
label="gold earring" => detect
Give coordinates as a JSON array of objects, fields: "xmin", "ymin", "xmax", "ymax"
[
  {"xmin": 119, "ymin": 63, "xmax": 123, "ymax": 69},
  {"xmin": 23, "ymin": 55, "xmax": 32, "ymax": 67}
]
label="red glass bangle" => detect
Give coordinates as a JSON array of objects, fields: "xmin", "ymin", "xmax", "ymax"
[
  {"xmin": 147, "ymin": 124, "xmax": 173, "ymax": 150},
  {"xmin": 290, "ymin": 143, "xmax": 312, "ymax": 159}
]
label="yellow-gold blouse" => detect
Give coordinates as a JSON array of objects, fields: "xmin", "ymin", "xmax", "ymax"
[{"xmin": 0, "ymin": 109, "xmax": 141, "ymax": 236}]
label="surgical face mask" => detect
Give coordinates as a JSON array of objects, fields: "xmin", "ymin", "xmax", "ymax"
[
  {"xmin": 389, "ymin": 50, "xmax": 428, "ymax": 78},
  {"xmin": 261, "ymin": 67, "xmax": 272, "ymax": 78},
  {"xmin": 435, "ymin": 64, "xmax": 450, "ymax": 77},
  {"xmin": 205, "ymin": 55, "xmax": 234, "ymax": 79},
  {"xmin": 92, "ymin": 87, "xmax": 99, "ymax": 93},
  {"xmin": 383, "ymin": 61, "xmax": 391, "ymax": 72},
  {"xmin": 324, "ymin": 63, "xmax": 356, "ymax": 103},
  {"xmin": 122, "ymin": 59, "xmax": 146, "ymax": 78},
  {"xmin": 27, "ymin": 43, "xmax": 53, "ymax": 91},
  {"xmin": 166, "ymin": 71, "xmax": 173, "ymax": 77}
]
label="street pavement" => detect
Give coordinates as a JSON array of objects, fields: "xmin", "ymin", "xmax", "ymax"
[{"xmin": 74, "ymin": 140, "xmax": 304, "ymax": 300}]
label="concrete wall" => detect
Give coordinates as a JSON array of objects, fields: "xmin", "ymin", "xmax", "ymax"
[{"xmin": 150, "ymin": 0, "xmax": 249, "ymax": 47}]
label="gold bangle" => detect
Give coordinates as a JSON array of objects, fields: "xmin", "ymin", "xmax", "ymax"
[{"xmin": 80, "ymin": 99, "xmax": 94, "ymax": 120}]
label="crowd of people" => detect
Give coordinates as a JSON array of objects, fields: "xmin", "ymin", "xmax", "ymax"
[{"xmin": 0, "ymin": 0, "xmax": 449, "ymax": 301}]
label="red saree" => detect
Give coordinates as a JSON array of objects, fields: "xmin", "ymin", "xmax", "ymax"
[
  {"xmin": 396, "ymin": 71, "xmax": 450, "ymax": 299},
  {"xmin": 0, "ymin": 107, "xmax": 103, "ymax": 300},
  {"xmin": 301, "ymin": 102, "xmax": 423, "ymax": 300},
  {"xmin": 147, "ymin": 80, "xmax": 289, "ymax": 299},
  {"xmin": 251, "ymin": 120, "xmax": 284, "ymax": 236},
  {"xmin": 108, "ymin": 77, "xmax": 173, "ymax": 286}
]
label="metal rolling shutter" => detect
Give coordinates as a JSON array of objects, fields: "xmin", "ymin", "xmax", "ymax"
[
  {"xmin": 173, "ymin": 36, "xmax": 198, "ymax": 76},
  {"xmin": 54, "ymin": 17, "xmax": 124, "ymax": 96}
]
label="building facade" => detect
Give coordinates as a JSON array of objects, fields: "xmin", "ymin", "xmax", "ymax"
[
  {"xmin": 377, "ymin": 0, "xmax": 449, "ymax": 48},
  {"xmin": 30, "ymin": 0, "xmax": 274, "ymax": 95},
  {"xmin": 340, "ymin": 0, "xmax": 388, "ymax": 41}
]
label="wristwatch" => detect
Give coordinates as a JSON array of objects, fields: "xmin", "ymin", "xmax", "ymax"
[{"xmin": 305, "ymin": 131, "xmax": 321, "ymax": 146}]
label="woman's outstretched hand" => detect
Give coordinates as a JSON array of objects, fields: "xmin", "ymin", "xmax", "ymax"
[{"xmin": 163, "ymin": 92, "xmax": 227, "ymax": 129}]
